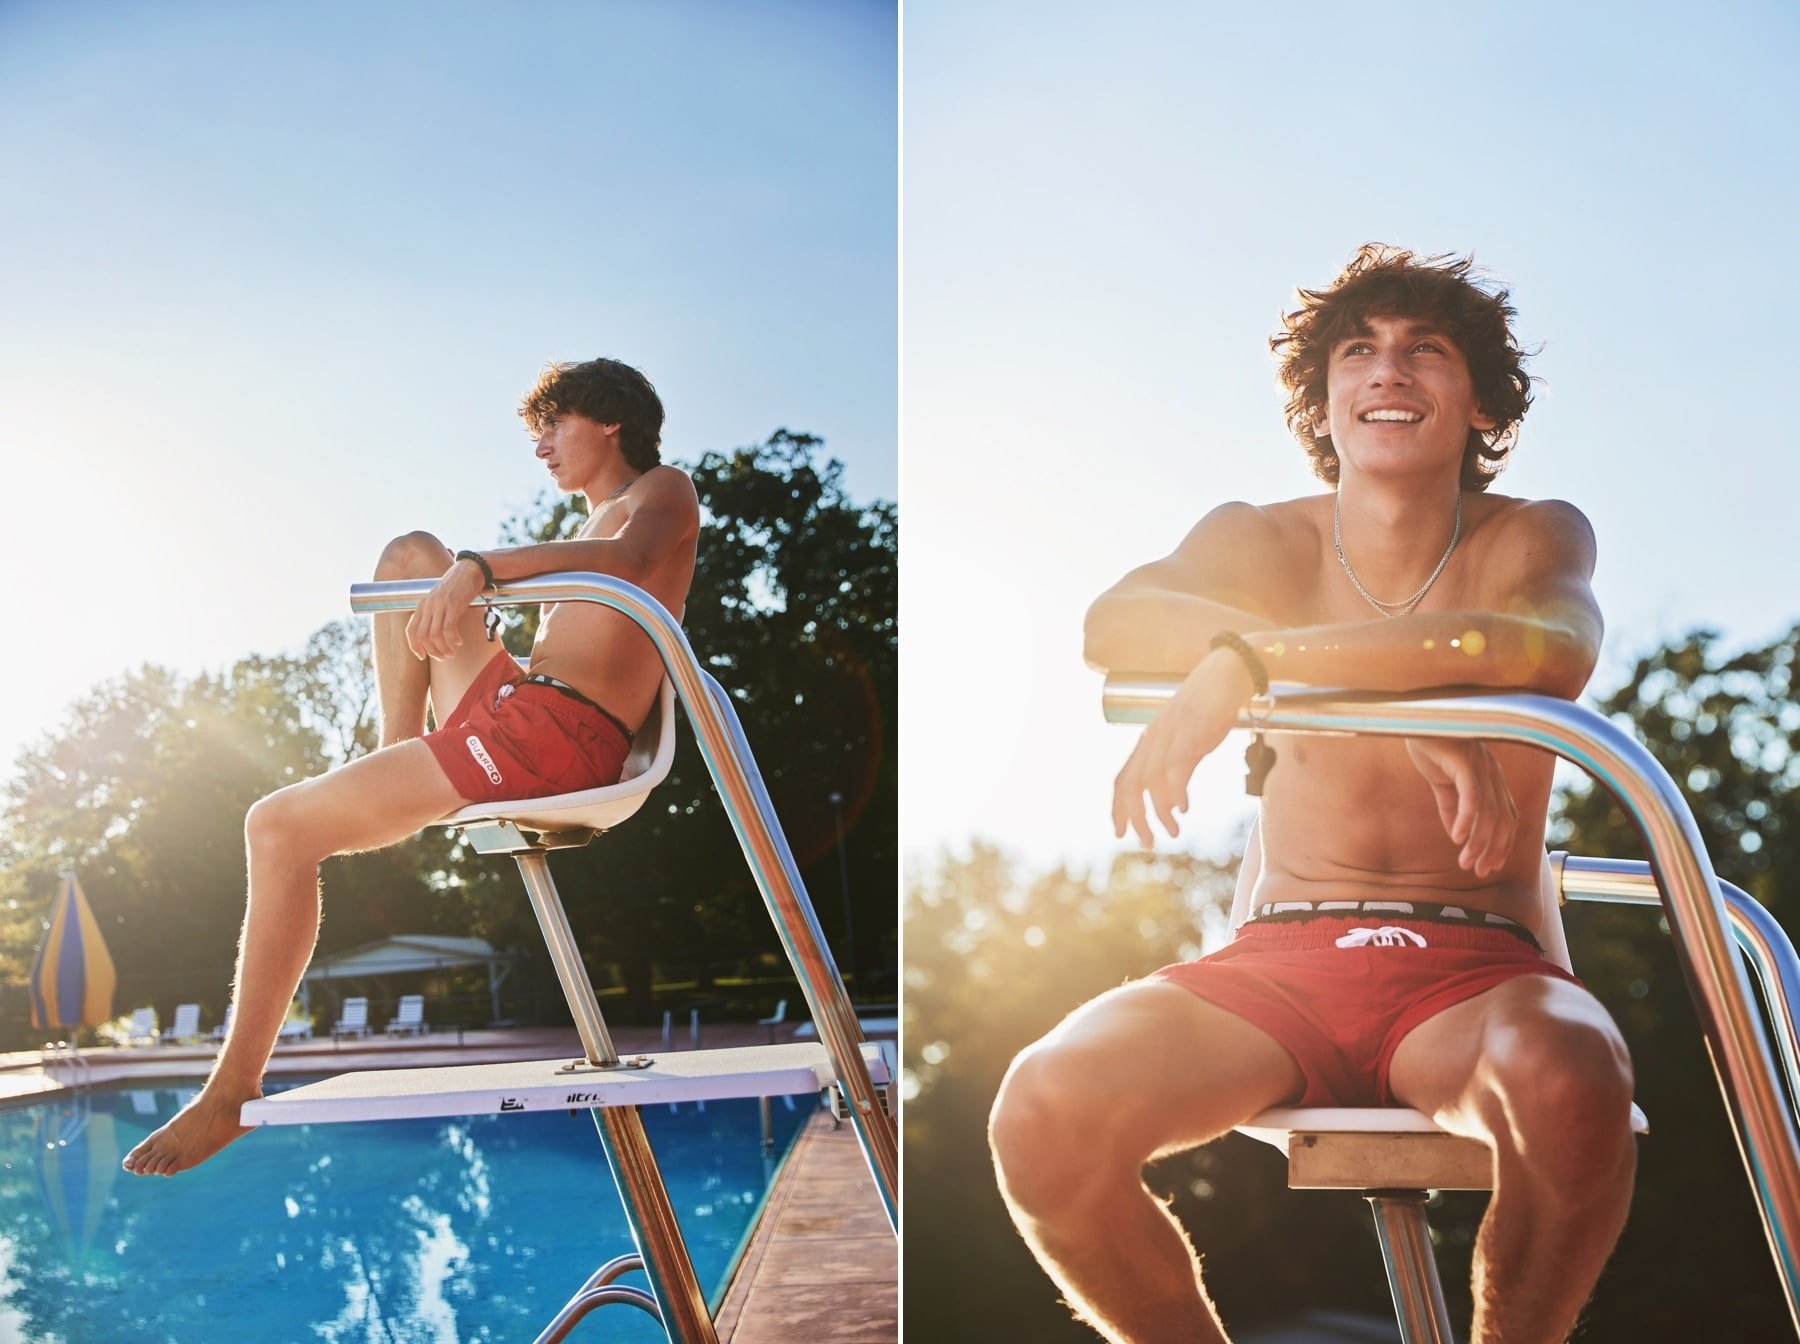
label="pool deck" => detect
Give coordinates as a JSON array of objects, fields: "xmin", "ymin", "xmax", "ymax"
[{"xmin": 715, "ymin": 1108, "xmax": 897, "ymax": 1343}]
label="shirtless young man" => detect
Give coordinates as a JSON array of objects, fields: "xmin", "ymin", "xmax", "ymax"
[
  {"xmin": 989, "ymin": 247, "xmax": 1634, "ymax": 1344},
  {"xmin": 123, "ymin": 356, "xmax": 699, "ymax": 1177}
]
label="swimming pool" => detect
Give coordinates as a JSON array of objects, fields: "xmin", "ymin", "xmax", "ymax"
[{"xmin": 0, "ymin": 1080, "xmax": 806, "ymax": 1342}]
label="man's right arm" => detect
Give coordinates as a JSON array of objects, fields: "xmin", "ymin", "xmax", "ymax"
[{"xmin": 1083, "ymin": 502, "xmax": 1288, "ymax": 674}]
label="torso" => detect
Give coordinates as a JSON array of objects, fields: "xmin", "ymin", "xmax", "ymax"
[
  {"xmin": 1245, "ymin": 491, "xmax": 1556, "ymax": 931},
  {"xmin": 525, "ymin": 466, "xmax": 697, "ymax": 734}
]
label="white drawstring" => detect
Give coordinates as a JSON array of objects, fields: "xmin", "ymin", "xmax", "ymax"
[{"xmin": 1334, "ymin": 925, "xmax": 1429, "ymax": 949}]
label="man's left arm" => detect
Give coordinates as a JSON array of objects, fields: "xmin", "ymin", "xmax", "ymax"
[{"xmin": 406, "ymin": 469, "xmax": 699, "ymax": 660}]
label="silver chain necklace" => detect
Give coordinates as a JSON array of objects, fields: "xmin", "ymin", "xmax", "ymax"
[
  {"xmin": 1333, "ymin": 490, "xmax": 1463, "ymax": 618},
  {"xmin": 596, "ymin": 474, "xmax": 640, "ymax": 507}
]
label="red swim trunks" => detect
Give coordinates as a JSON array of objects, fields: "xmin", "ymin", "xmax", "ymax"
[
  {"xmin": 1151, "ymin": 914, "xmax": 1583, "ymax": 1106},
  {"xmin": 423, "ymin": 649, "xmax": 632, "ymax": 805}
]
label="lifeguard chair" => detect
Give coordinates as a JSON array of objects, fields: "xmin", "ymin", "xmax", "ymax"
[
  {"xmin": 243, "ymin": 574, "xmax": 897, "ymax": 1344},
  {"xmin": 1104, "ymin": 677, "xmax": 1800, "ymax": 1342}
]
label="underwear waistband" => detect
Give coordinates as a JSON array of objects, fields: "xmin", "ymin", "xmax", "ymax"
[
  {"xmin": 520, "ymin": 674, "xmax": 635, "ymax": 742},
  {"xmin": 1241, "ymin": 903, "xmax": 1542, "ymax": 953},
  {"xmin": 1252, "ymin": 898, "xmax": 1522, "ymax": 928}
]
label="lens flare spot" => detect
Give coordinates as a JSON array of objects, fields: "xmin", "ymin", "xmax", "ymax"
[{"xmin": 1460, "ymin": 629, "xmax": 1486, "ymax": 656}]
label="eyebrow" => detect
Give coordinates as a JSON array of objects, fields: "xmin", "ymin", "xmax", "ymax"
[{"xmin": 1334, "ymin": 319, "xmax": 1450, "ymax": 348}]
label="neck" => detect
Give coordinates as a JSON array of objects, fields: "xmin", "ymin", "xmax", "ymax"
[
  {"xmin": 579, "ymin": 460, "xmax": 640, "ymax": 509},
  {"xmin": 1334, "ymin": 471, "xmax": 1463, "ymax": 592}
]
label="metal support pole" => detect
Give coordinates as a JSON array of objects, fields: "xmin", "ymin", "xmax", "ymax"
[
  {"xmin": 1104, "ymin": 677, "xmax": 1800, "ymax": 1327},
  {"xmin": 1365, "ymin": 1193, "xmax": 1454, "ymax": 1344},
  {"xmin": 515, "ymin": 853, "xmax": 620, "ymax": 1068},
  {"xmin": 513, "ymin": 850, "xmax": 716, "ymax": 1344},
  {"xmin": 351, "ymin": 574, "xmax": 898, "ymax": 1230}
]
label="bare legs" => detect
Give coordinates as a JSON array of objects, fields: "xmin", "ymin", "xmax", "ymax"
[
  {"xmin": 122, "ymin": 531, "xmax": 484, "ymax": 1176},
  {"xmin": 1388, "ymin": 975, "xmax": 1637, "ymax": 1344},
  {"xmin": 991, "ymin": 975, "xmax": 1634, "ymax": 1344},
  {"xmin": 989, "ymin": 983, "xmax": 1303, "ymax": 1344}
]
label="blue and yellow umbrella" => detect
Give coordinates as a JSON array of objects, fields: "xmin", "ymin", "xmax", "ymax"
[{"xmin": 27, "ymin": 872, "xmax": 118, "ymax": 1030}]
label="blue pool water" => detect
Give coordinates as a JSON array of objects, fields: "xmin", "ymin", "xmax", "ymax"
[{"xmin": 0, "ymin": 1080, "xmax": 807, "ymax": 1343}]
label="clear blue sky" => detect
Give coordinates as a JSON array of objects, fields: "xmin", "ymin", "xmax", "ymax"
[
  {"xmin": 0, "ymin": 1, "xmax": 896, "ymax": 781},
  {"xmin": 904, "ymin": 0, "xmax": 1800, "ymax": 871}
]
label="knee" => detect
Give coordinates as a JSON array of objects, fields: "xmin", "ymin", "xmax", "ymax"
[
  {"xmin": 990, "ymin": 1042, "xmax": 1129, "ymax": 1215},
  {"xmin": 1491, "ymin": 1020, "xmax": 1636, "ymax": 1192},
  {"xmin": 245, "ymin": 788, "xmax": 323, "ymax": 866},
  {"xmin": 374, "ymin": 530, "xmax": 452, "ymax": 581}
]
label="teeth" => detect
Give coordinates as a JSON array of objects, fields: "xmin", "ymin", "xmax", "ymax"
[{"xmin": 1361, "ymin": 409, "xmax": 1422, "ymax": 423}]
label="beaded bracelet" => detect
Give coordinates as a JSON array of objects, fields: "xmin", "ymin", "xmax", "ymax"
[
  {"xmin": 1208, "ymin": 629, "xmax": 1269, "ymax": 694},
  {"xmin": 453, "ymin": 550, "xmax": 503, "ymax": 642},
  {"xmin": 1208, "ymin": 631, "xmax": 1277, "ymax": 795},
  {"xmin": 454, "ymin": 549, "xmax": 497, "ymax": 588}
]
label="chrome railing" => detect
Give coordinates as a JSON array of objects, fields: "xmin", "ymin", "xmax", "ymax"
[
  {"xmin": 350, "ymin": 573, "xmax": 898, "ymax": 1227},
  {"xmin": 1556, "ymin": 855, "xmax": 1800, "ymax": 1136},
  {"xmin": 1103, "ymin": 677, "xmax": 1800, "ymax": 1327}
]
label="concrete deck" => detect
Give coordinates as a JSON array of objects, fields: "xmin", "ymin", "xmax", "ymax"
[{"xmin": 715, "ymin": 1110, "xmax": 898, "ymax": 1343}]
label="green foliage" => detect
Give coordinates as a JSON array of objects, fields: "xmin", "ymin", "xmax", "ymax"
[{"xmin": 0, "ymin": 431, "xmax": 895, "ymax": 1042}]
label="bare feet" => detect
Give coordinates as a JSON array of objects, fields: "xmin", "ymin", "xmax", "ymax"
[{"xmin": 122, "ymin": 1084, "xmax": 258, "ymax": 1177}]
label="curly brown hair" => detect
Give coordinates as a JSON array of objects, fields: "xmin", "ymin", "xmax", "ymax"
[
  {"xmin": 518, "ymin": 357, "xmax": 664, "ymax": 471},
  {"xmin": 1270, "ymin": 244, "xmax": 1534, "ymax": 491}
]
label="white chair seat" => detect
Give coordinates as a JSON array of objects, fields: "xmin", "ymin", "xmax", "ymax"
[
  {"xmin": 439, "ymin": 679, "xmax": 676, "ymax": 834},
  {"xmin": 1238, "ymin": 1104, "xmax": 1650, "ymax": 1191}
]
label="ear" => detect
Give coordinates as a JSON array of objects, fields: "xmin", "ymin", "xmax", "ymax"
[
  {"xmin": 1470, "ymin": 405, "xmax": 1497, "ymax": 432},
  {"xmin": 1309, "ymin": 404, "xmax": 1331, "ymax": 439}
]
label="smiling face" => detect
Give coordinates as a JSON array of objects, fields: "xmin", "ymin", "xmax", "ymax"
[
  {"xmin": 1314, "ymin": 314, "xmax": 1496, "ymax": 483},
  {"xmin": 533, "ymin": 412, "xmax": 622, "ymax": 493}
]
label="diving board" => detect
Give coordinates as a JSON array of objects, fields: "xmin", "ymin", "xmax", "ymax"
[{"xmin": 242, "ymin": 1042, "xmax": 892, "ymax": 1127}]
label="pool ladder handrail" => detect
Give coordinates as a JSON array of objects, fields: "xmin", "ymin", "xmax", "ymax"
[
  {"xmin": 351, "ymin": 574, "xmax": 896, "ymax": 1344},
  {"xmin": 1103, "ymin": 675, "xmax": 1800, "ymax": 1333},
  {"xmin": 39, "ymin": 1040, "xmax": 92, "ymax": 1091}
]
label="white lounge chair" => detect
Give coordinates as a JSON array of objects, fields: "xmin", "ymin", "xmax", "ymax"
[
  {"xmin": 209, "ymin": 1004, "xmax": 234, "ymax": 1043},
  {"xmin": 332, "ymin": 997, "xmax": 370, "ymax": 1040},
  {"xmin": 159, "ymin": 1003, "xmax": 201, "ymax": 1045},
  {"xmin": 278, "ymin": 1015, "xmax": 314, "ymax": 1040},
  {"xmin": 385, "ymin": 995, "xmax": 428, "ymax": 1037},
  {"xmin": 125, "ymin": 1007, "xmax": 157, "ymax": 1046},
  {"xmin": 758, "ymin": 999, "xmax": 788, "ymax": 1043}
]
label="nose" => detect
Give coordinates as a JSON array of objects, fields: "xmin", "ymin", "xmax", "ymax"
[
  {"xmin": 534, "ymin": 431, "xmax": 552, "ymax": 458},
  {"xmin": 1366, "ymin": 347, "xmax": 1413, "ymax": 386}
]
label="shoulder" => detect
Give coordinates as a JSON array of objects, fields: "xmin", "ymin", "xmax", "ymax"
[
  {"xmin": 634, "ymin": 465, "xmax": 700, "ymax": 517},
  {"xmin": 1480, "ymin": 495, "xmax": 1597, "ymax": 571},
  {"xmin": 1175, "ymin": 498, "xmax": 1314, "ymax": 559}
]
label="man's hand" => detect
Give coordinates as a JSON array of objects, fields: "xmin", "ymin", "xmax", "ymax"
[
  {"xmin": 1112, "ymin": 649, "xmax": 1255, "ymax": 848},
  {"xmin": 406, "ymin": 558, "xmax": 489, "ymax": 661},
  {"xmin": 1404, "ymin": 737, "xmax": 1518, "ymax": 877}
]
